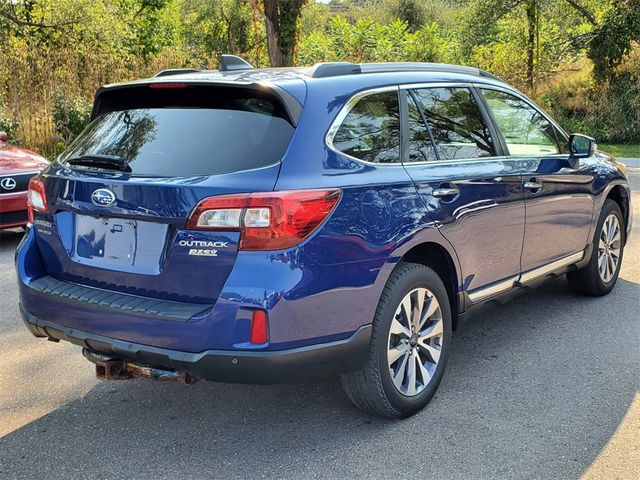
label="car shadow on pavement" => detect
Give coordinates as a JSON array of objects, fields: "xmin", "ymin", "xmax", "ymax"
[{"xmin": 0, "ymin": 274, "xmax": 638, "ymax": 479}]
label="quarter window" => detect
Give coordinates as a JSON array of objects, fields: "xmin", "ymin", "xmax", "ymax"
[
  {"xmin": 332, "ymin": 91, "xmax": 400, "ymax": 164},
  {"xmin": 480, "ymin": 89, "xmax": 560, "ymax": 156},
  {"xmin": 412, "ymin": 87, "xmax": 496, "ymax": 160}
]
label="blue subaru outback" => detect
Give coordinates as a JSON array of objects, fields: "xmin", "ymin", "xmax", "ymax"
[{"xmin": 17, "ymin": 57, "xmax": 632, "ymax": 417}]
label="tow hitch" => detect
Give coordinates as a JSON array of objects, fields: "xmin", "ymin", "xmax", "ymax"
[{"xmin": 82, "ymin": 348, "xmax": 199, "ymax": 385}]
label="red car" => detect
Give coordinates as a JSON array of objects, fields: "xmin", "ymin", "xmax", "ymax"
[{"xmin": 0, "ymin": 132, "xmax": 49, "ymax": 229}]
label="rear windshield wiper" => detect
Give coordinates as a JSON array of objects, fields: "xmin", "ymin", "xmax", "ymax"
[{"xmin": 66, "ymin": 154, "xmax": 131, "ymax": 172}]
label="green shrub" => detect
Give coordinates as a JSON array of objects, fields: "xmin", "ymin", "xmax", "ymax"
[
  {"xmin": 0, "ymin": 100, "xmax": 20, "ymax": 143},
  {"xmin": 539, "ymin": 59, "xmax": 640, "ymax": 143},
  {"xmin": 297, "ymin": 16, "xmax": 455, "ymax": 65},
  {"xmin": 53, "ymin": 92, "xmax": 93, "ymax": 148}
]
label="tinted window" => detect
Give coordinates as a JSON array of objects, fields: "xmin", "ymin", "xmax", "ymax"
[
  {"xmin": 412, "ymin": 87, "xmax": 496, "ymax": 160},
  {"xmin": 481, "ymin": 89, "xmax": 560, "ymax": 156},
  {"xmin": 332, "ymin": 91, "xmax": 400, "ymax": 163},
  {"xmin": 407, "ymin": 94, "xmax": 438, "ymax": 162},
  {"xmin": 60, "ymin": 89, "xmax": 294, "ymax": 176}
]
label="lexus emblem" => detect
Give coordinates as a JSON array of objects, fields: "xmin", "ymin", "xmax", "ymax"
[
  {"xmin": 1, "ymin": 177, "xmax": 16, "ymax": 190},
  {"xmin": 91, "ymin": 188, "xmax": 116, "ymax": 207}
]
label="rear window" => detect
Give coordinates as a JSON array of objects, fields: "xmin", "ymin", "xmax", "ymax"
[{"xmin": 59, "ymin": 86, "xmax": 295, "ymax": 176}]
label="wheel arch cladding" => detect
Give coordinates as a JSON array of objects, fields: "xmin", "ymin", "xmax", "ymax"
[
  {"xmin": 606, "ymin": 185, "xmax": 630, "ymax": 239},
  {"xmin": 400, "ymin": 242, "xmax": 460, "ymax": 330}
]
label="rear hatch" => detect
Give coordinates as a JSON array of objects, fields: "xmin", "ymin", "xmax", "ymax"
[{"xmin": 33, "ymin": 83, "xmax": 297, "ymax": 304}]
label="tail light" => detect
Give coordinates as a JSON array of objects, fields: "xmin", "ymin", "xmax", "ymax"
[
  {"xmin": 187, "ymin": 189, "xmax": 341, "ymax": 250},
  {"xmin": 27, "ymin": 177, "xmax": 49, "ymax": 223}
]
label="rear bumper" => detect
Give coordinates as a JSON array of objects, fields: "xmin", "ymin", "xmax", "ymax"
[
  {"xmin": 21, "ymin": 306, "xmax": 372, "ymax": 384},
  {"xmin": 0, "ymin": 192, "xmax": 28, "ymax": 228}
]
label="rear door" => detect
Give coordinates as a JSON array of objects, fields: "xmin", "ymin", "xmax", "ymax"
[
  {"xmin": 401, "ymin": 85, "xmax": 525, "ymax": 303},
  {"xmin": 477, "ymin": 87, "xmax": 594, "ymax": 274},
  {"xmin": 34, "ymin": 84, "xmax": 296, "ymax": 304}
]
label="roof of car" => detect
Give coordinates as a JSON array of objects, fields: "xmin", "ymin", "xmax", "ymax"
[
  {"xmin": 94, "ymin": 62, "xmax": 511, "ymax": 127},
  {"xmin": 107, "ymin": 62, "xmax": 504, "ymax": 89}
]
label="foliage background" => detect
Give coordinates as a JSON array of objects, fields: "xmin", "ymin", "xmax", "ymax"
[{"xmin": 0, "ymin": 0, "xmax": 638, "ymax": 157}]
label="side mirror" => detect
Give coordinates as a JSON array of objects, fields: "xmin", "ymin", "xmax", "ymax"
[{"xmin": 569, "ymin": 134, "xmax": 596, "ymax": 159}]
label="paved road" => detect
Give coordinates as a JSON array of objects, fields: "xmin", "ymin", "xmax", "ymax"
[{"xmin": 0, "ymin": 169, "xmax": 638, "ymax": 480}]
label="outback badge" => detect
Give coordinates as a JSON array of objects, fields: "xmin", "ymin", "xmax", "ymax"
[{"xmin": 179, "ymin": 240, "xmax": 228, "ymax": 257}]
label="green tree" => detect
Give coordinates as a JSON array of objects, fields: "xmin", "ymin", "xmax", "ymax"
[
  {"xmin": 389, "ymin": 0, "xmax": 425, "ymax": 32},
  {"xmin": 464, "ymin": 0, "xmax": 604, "ymax": 91},
  {"xmin": 589, "ymin": 0, "xmax": 640, "ymax": 80}
]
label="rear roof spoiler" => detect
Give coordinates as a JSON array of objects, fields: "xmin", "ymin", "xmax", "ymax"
[
  {"xmin": 153, "ymin": 68, "xmax": 199, "ymax": 77},
  {"xmin": 91, "ymin": 80, "xmax": 303, "ymax": 126}
]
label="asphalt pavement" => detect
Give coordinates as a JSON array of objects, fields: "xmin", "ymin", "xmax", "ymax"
[{"xmin": 0, "ymin": 168, "xmax": 638, "ymax": 479}]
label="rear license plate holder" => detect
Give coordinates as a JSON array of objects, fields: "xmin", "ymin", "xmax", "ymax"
[{"xmin": 74, "ymin": 215, "xmax": 138, "ymax": 267}]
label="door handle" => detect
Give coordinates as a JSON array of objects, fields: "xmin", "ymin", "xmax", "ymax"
[
  {"xmin": 524, "ymin": 179, "xmax": 543, "ymax": 192},
  {"xmin": 433, "ymin": 187, "xmax": 460, "ymax": 198}
]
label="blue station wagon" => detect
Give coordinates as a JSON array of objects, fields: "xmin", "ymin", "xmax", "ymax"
[{"xmin": 17, "ymin": 57, "xmax": 632, "ymax": 417}]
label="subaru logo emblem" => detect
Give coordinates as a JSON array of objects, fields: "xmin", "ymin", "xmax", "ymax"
[
  {"xmin": 1, "ymin": 177, "xmax": 16, "ymax": 190},
  {"xmin": 91, "ymin": 188, "xmax": 116, "ymax": 207}
]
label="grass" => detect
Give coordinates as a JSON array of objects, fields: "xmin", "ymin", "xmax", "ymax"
[{"xmin": 598, "ymin": 144, "xmax": 640, "ymax": 158}]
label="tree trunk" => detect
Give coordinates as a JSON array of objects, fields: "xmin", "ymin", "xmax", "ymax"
[
  {"xmin": 263, "ymin": 0, "xmax": 285, "ymax": 67},
  {"xmin": 526, "ymin": 0, "xmax": 538, "ymax": 92},
  {"xmin": 261, "ymin": 0, "xmax": 306, "ymax": 67}
]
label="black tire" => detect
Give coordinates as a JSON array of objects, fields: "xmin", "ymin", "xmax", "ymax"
[
  {"xmin": 340, "ymin": 262, "xmax": 452, "ymax": 418},
  {"xmin": 567, "ymin": 199, "xmax": 625, "ymax": 296}
]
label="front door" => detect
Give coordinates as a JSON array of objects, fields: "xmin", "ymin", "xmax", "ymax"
[
  {"xmin": 477, "ymin": 87, "xmax": 595, "ymax": 274},
  {"xmin": 401, "ymin": 86, "xmax": 526, "ymax": 303}
]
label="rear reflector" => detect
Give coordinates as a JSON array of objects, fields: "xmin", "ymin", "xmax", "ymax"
[
  {"xmin": 27, "ymin": 176, "xmax": 48, "ymax": 223},
  {"xmin": 187, "ymin": 189, "xmax": 341, "ymax": 251},
  {"xmin": 250, "ymin": 310, "xmax": 268, "ymax": 344}
]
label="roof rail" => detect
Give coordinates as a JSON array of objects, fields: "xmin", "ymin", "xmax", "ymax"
[
  {"xmin": 153, "ymin": 68, "xmax": 199, "ymax": 78},
  {"xmin": 307, "ymin": 62, "xmax": 501, "ymax": 81},
  {"xmin": 219, "ymin": 54, "xmax": 254, "ymax": 72},
  {"xmin": 309, "ymin": 62, "xmax": 362, "ymax": 78}
]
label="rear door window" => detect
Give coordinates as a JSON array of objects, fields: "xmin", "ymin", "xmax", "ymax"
[
  {"xmin": 407, "ymin": 94, "xmax": 438, "ymax": 162},
  {"xmin": 59, "ymin": 87, "xmax": 295, "ymax": 177},
  {"xmin": 331, "ymin": 91, "xmax": 401, "ymax": 164},
  {"xmin": 411, "ymin": 87, "xmax": 496, "ymax": 160}
]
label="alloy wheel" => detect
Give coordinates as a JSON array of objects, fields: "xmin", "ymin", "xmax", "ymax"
[
  {"xmin": 598, "ymin": 213, "xmax": 622, "ymax": 283},
  {"xmin": 387, "ymin": 288, "xmax": 443, "ymax": 397}
]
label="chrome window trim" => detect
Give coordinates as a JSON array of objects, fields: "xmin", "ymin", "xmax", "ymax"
[
  {"xmin": 325, "ymin": 81, "xmax": 570, "ymax": 167},
  {"xmin": 400, "ymin": 82, "xmax": 473, "ymax": 90},
  {"xmin": 325, "ymin": 85, "xmax": 402, "ymax": 166},
  {"xmin": 472, "ymin": 83, "xmax": 570, "ymax": 144}
]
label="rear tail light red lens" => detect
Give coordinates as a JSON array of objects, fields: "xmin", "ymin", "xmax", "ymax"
[
  {"xmin": 187, "ymin": 189, "xmax": 341, "ymax": 251},
  {"xmin": 27, "ymin": 176, "xmax": 48, "ymax": 223},
  {"xmin": 250, "ymin": 310, "xmax": 268, "ymax": 344}
]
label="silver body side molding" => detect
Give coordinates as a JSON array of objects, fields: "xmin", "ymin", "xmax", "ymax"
[{"xmin": 468, "ymin": 251, "xmax": 585, "ymax": 304}]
